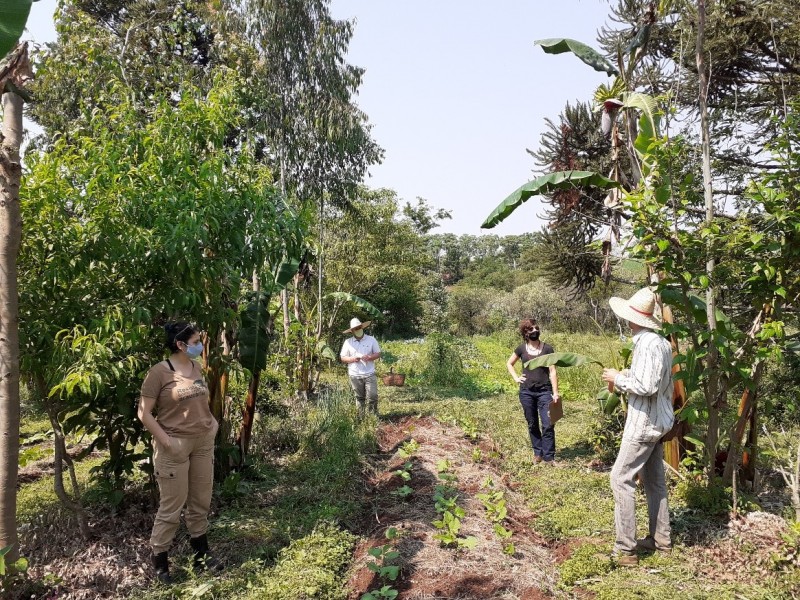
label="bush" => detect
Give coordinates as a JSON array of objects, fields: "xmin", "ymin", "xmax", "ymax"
[
  {"xmin": 446, "ymin": 286, "xmax": 497, "ymax": 336},
  {"xmin": 421, "ymin": 334, "xmax": 465, "ymax": 387}
]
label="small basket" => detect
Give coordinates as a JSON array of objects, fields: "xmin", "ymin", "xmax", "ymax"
[{"xmin": 382, "ymin": 367, "xmax": 406, "ymax": 387}]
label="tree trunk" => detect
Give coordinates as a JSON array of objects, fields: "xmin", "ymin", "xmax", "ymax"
[
  {"xmin": 44, "ymin": 398, "xmax": 91, "ymax": 539},
  {"xmin": 0, "ymin": 57, "xmax": 26, "ymax": 562},
  {"xmin": 236, "ymin": 369, "xmax": 260, "ymax": 459},
  {"xmin": 695, "ymin": 0, "xmax": 720, "ymax": 482},
  {"xmin": 722, "ymin": 360, "xmax": 765, "ymax": 483}
]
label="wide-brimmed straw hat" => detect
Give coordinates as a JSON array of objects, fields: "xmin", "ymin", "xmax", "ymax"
[
  {"xmin": 343, "ymin": 317, "xmax": 371, "ymax": 335},
  {"xmin": 608, "ymin": 287, "xmax": 662, "ymax": 330}
]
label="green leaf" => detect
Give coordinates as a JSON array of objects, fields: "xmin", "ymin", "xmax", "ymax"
[
  {"xmin": 238, "ymin": 291, "xmax": 272, "ymax": 373},
  {"xmin": 0, "ymin": 0, "xmax": 33, "ymax": 60},
  {"xmin": 325, "ymin": 291, "xmax": 382, "ymax": 320},
  {"xmin": 523, "ymin": 351, "xmax": 602, "ymax": 370},
  {"xmin": 482, "ymin": 171, "xmax": 620, "ymax": 229},
  {"xmin": 317, "ymin": 340, "xmax": 338, "ymax": 361},
  {"xmin": 597, "ymin": 388, "xmax": 621, "ymax": 414},
  {"xmin": 535, "ymin": 38, "xmax": 619, "ymax": 76}
]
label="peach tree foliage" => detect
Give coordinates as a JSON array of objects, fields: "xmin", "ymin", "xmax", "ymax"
[{"xmin": 19, "ymin": 73, "xmax": 305, "ymax": 491}]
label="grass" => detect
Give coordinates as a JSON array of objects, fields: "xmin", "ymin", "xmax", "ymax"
[
  {"xmin": 13, "ymin": 331, "xmax": 800, "ymax": 599},
  {"xmin": 379, "ymin": 331, "xmax": 797, "ymax": 598}
]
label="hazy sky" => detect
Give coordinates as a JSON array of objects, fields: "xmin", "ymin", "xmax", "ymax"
[{"xmin": 25, "ymin": 0, "xmax": 613, "ymax": 235}]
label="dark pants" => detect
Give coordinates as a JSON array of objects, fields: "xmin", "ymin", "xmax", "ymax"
[{"xmin": 519, "ymin": 386, "xmax": 555, "ymax": 461}]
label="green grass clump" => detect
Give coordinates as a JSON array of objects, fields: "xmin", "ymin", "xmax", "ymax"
[
  {"xmin": 243, "ymin": 522, "xmax": 355, "ymax": 600},
  {"xmin": 558, "ymin": 542, "xmax": 613, "ymax": 588}
]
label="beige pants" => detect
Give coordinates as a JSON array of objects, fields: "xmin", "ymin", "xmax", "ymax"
[{"xmin": 150, "ymin": 427, "xmax": 216, "ymax": 554}]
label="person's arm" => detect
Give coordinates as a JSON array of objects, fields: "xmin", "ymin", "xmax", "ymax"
[
  {"xmin": 603, "ymin": 337, "xmax": 663, "ymax": 396},
  {"xmin": 363, "ymin": 339, "xmax": 382, "ymax": 363},
  {"xmin": 340, "ymin": 341, "xmax": 361, "ymax": 364},
  {"xmin": 549, "ymin": 365, "xmax": 559, "ymax": 400},
  {"xmin": 506, "ymin": 352, "xmax": 526, "ymax": 384},
  {"xmin": 137, "ymin": 395, "xmax": 172, "ymax": 448}
]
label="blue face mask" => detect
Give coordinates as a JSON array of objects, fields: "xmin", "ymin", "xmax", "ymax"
[{"xmin": 184, "ymin": 341, "xmax": 203, "ymax": 359}]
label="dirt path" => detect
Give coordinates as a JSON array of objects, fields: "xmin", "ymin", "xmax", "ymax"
[{"xmin": 348, "ymin": 416, "xmax": 558, "ymax": 599}]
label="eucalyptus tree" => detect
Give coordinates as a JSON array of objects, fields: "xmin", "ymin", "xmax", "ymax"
[
  {"xmin": 0, "ymin": 40, "xmax": 31, "ymax": 570},
  {"xmin": 227, "ymin": 0, "xmax": 382, "ymax": 351},
  {"xmin": 0, "ymin": 0, "xmax": 36, "ymax": 567}
]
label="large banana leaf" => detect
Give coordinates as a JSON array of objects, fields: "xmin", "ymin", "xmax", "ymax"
[
  {"xmin": 535, "ymin": 38, "xmax": 619, "ymax": 76},
  {"xmin": 597, "ymin": 388, "xmax": 621, "ymax": 414},
  {"xmin": 523, "ymin": 351, "xmax": 603, "ymax": 370},
  {"xmin": 238, "ymin": 291, "xmax": 271, "ymax": 373},
  {"xmin": 325, "ymin": 292, "xmax": 382, "ymax": 320},
  {"xmin": 482, "ymin": 171, "xmax": 620, "ymax": 229},
  {"xmin": 317, "ymin": 340, "xmax": 338, "ymax": 361},
  {"xmin": 0, "ymin": 0, "xmax": 34, "ymax": 60}
]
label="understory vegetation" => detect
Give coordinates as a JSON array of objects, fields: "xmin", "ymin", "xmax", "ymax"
[{"xmin": 10, "ymin": 331, "xmax": 800, "ymax": 598}]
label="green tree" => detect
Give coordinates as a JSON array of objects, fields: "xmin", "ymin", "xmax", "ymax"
[{"xmin": 20, "ymin": 73, "xmax": 304, "ymax": 496}]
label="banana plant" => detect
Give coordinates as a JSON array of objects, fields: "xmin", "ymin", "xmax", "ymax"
[
  {"xmin": 0, "ymin": 0, "xmax": 35, "ymax": 60},
  {"xmin": 481, "ymin": 171, "xmax": 620, "ymax": 229},
  {"xmin": 236, "ymin": 255, "xmax": 302, "ymax": 458}
]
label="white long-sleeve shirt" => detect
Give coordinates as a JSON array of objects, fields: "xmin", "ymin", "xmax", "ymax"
[{"xmin": 614, "ymin": 329, "xmax": 675, "ymax": 443}]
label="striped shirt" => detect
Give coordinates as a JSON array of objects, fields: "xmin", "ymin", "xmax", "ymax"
[{"xmin": 614, "ymin": 329, "xmax": 674, "ymax": 443}]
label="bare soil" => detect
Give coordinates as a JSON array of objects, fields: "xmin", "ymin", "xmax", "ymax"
[{"xmin": 346, "ymin": 416, "xmax": 559, "ymax": 599}]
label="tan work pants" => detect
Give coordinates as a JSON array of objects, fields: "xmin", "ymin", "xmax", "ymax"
[{"xmin": 150, "ymin": 427, "xmax": 216, "ymax": 554}]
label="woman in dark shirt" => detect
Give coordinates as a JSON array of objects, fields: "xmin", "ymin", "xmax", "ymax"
[{"xmin": 506, "ymin": 318, "xmax": 560, "ymax": 464}]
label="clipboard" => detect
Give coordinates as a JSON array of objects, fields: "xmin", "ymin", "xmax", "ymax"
[{"xmin": 548, "ymin": 397, "xmax": 564, "ymax": 424}]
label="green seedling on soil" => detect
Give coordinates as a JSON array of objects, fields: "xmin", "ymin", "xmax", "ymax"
[
  {"xmin": 392, "ymin": 468, "xmax": 411, "ymax": 482},
  {"xmin": 436, "ymin": 459, "xmax": 452, "ymax": 473},
  {"xmin": 362, "ymin": 585, "xmax": 399, "ymax": 600},
  {"xmin": 392, "ymin": 485, "xmax": 413, "ymax": 499},
  {"xmin": 398, "ymin": 439, "xmax": 419, "ymax": 458},
  {"xmin": 471, "ymin": 448, "xmax": 483, "ymax": 463},
  {"xmin": 477, "ymin": 488, "xmax": 508, "ymax": 523},
  {"xmin": 457, "ymin": 416, "xmax": 480, "ymax": 440}
]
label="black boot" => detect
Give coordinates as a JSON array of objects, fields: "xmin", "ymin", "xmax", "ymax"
[
  {"xmin": 151, "ymin": 551, "xmax": 172, "ymax": 584},
  {"xmin": 189, "ymin": 534, "xmax": 223, "ymax": 573}
]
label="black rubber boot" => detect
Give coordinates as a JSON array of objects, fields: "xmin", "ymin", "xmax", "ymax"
[
  {"xmin": 151, "ymin": 551, "xmax": 172, "ymax": 584},
  {"xmin": 189, "ymin": 534, "xmax": 223, "ymax": 573}
]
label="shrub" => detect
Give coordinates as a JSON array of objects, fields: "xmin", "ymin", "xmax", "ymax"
[{"xmin": 421, "ymin": 334, "xmax": 465, "ymax": 387}]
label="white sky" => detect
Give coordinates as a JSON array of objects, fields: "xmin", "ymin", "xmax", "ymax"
[{"xmin": 25, "ymin": 0, "xmax": 613, "ymax": 235}]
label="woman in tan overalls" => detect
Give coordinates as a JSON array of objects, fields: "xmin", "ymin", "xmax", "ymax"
[{"xmin": 138, "ymin": 322, "xmax": 221, "ymax": 583}]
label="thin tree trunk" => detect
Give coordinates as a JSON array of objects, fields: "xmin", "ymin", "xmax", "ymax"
[
  {"xmin": 722, "ymin": 360, "xmax": 765, "ymax": 483},
  {"xmin": 0, "ymin": 55, "xmax": 26, "ymax": 562},
  {"xmin": 696, "ymin": 0, "xmax": 720, "ymax": 482},
  {"xmin": 45, "ymin": 399, "xmax": 91, "ymax": 539}
]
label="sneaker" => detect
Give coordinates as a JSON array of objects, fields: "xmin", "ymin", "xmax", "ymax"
[
  {"xmin": 542, "ymin": 459, "xmax": 558, "ymax": 467},
  {"xmin": 533, "ymin": 455, "xmax": 543, "ymax": 464},
  {"xmin": 614, "ymin": 552, "xmax": 639, "ymax": 567},
  {"xmin": 636, "ymin": 536, "xmax": 672, "ymax": 554}
]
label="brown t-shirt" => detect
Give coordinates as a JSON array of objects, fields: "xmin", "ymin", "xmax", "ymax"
[{"xmin": 140, "ymin": 359, "xmax": 216, "ymax": 437}]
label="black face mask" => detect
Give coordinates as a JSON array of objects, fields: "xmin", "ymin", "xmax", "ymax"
[{"xmin": 527, "ymin": 331, "xmax": 540, "ymax": 341}]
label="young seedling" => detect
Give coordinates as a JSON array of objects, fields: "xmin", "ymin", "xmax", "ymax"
[
  {"xmin": 478, "ymin": 479, "xmax": 515, "ymax": 553},
  {"xmin": 471, "ymin": 448, "xmax": 483, "ymax": 463},
  {"xmin": 398, "ymin": 439, "xmax": 420, "ymax": 458},
  {"xmin": 362, "ymin": 528, "xmax": 402, "ymax": 600},
  {"xmin": 392, "ymin": 485, "xmax": 414, "ymax": 499},
  {"xmin": 392, "ymin": 462, "xmax": 413, "ymax": 481}
]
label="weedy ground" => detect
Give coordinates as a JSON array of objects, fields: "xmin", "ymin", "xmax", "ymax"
[{"xmin": 11, "ymin": 332, "xmax": 800, "ymax": 599}]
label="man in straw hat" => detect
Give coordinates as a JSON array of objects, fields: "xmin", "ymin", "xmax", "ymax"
[
  {"xmin": 601, "ymin": 287, "xmax": 674, "ymax": 566},
  {"xmin": 340, "ymin": 317, "xmax": 382, "ymax": 418}
]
